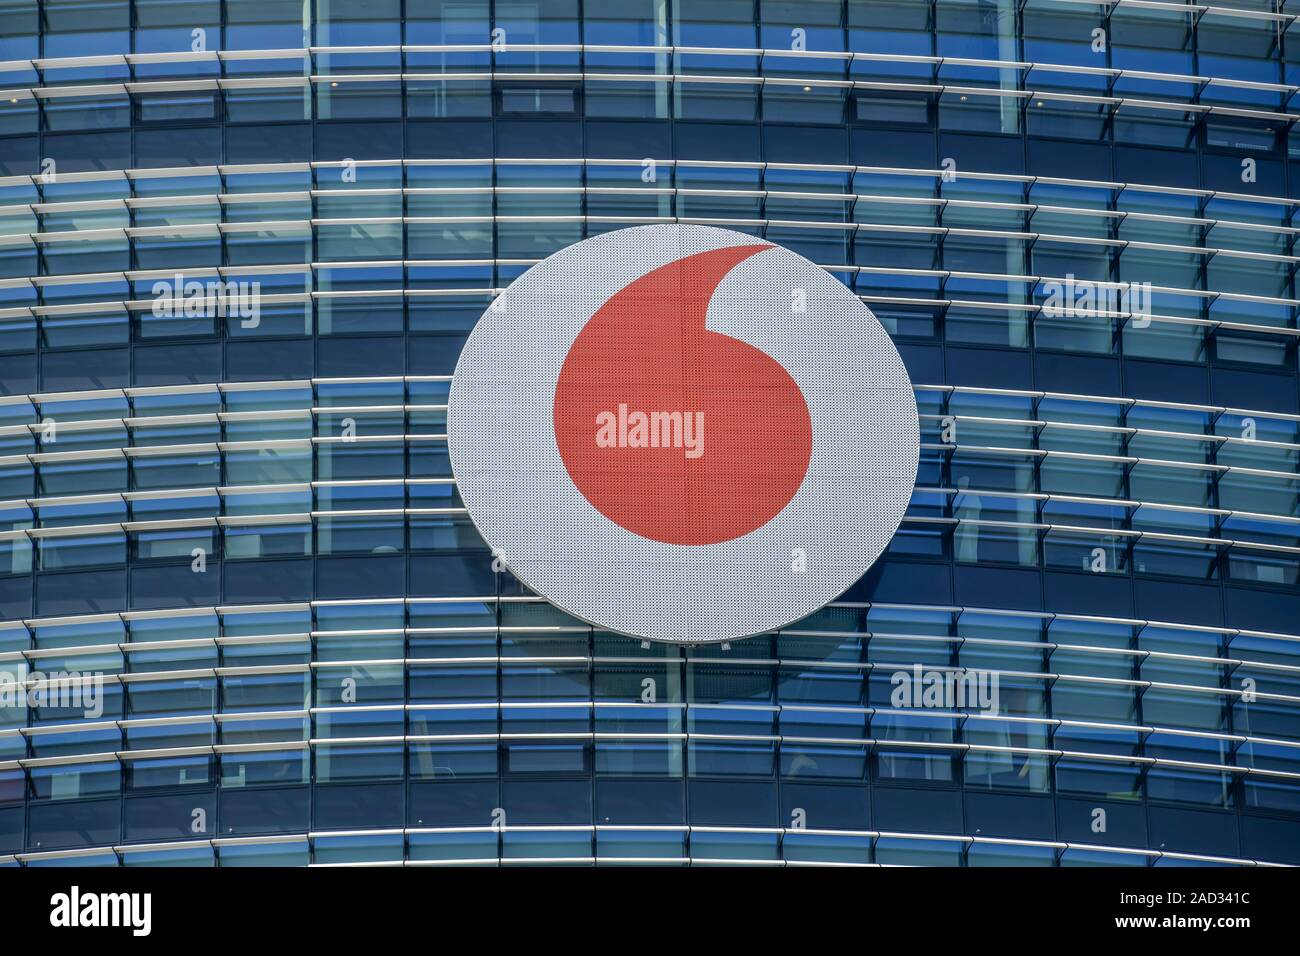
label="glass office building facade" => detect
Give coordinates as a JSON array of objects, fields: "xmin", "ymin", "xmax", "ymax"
[{"xmin": 0, "ymin": 0, "xmax": 1299, "ymax": 867}]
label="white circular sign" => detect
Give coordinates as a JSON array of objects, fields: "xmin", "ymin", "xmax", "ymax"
[{"xmin": 447, "ymin": 224, "xmax": 918, "ymax": 644}]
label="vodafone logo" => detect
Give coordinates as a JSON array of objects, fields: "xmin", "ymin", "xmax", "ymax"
[
  {"xmin": 448, "ymin": 224, "xmax": 918, "ymax": 644},
  {"xmin": 554, "ymin": 242, "xmax": 813, "ymax": 546}
]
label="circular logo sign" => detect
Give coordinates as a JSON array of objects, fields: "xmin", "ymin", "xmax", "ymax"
[{"xmin": 448, "ymin": 224, "xmax": 918, "ymax": 644}]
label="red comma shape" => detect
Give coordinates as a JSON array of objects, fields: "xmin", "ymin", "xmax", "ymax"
[{"xmin": 554, "ymin": 244, "xmax": 814, "ymax": 546}]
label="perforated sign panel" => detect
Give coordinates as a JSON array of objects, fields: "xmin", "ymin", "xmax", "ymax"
[{"xmin": 447, "ymin": 224, "xmax": 918, "ymax": 644}]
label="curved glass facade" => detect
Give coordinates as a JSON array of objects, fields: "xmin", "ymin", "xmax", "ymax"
[{"xmin": 0, "ymin": 0, "xmax": 1299, "ymax": 868}]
